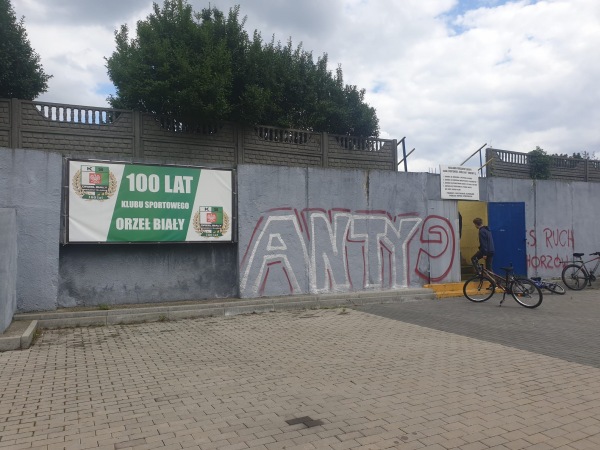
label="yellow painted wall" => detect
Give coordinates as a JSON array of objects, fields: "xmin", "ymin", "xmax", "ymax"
[{"xmin": 458, "ymin": 201, "xmax": 488, "ymax": 274}]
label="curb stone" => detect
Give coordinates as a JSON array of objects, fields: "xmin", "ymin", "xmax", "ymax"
[
  {"xmin": 0, "ymin": 320, "xmax": 38, "ymax": 351},
  {"xmin": 1, "ymin": 288, "xmax": 436, "ymax": 349}
]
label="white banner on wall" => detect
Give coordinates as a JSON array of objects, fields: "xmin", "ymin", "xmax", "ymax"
[
  {"xmin": 67, "ymin": 160, "xmax": 233, "ymax": 243},
  {"xmin": 440, "ymin": 165, "xmax": 480, "ymax": 200}
]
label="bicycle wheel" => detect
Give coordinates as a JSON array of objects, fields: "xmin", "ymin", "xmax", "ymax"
[
  {"xmin": 510, "ymin": 278, "xmax": 543, "ymax": 308},
  {"xmin": 545, "ymin": 283, "xmax": 566, "ymax": 295},
  {"xmin": 463, "ymin": 275, "xmax": 495, "ymax": 302},
  {"xmin": 561, "ymin": 264, "xmax": 588, "ymax": 290}
]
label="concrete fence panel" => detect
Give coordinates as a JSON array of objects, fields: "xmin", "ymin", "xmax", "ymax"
[{"xmin": 0, "ymin": 209, "xmax": 17, "ymax": 332}]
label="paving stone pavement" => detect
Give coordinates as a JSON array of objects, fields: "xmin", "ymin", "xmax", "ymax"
[
  {"xmin": 1, "ymin": 290, "xmax": 600, "ymax": 449},
  {"xmin": 360, "ymin": 287, "xmax": 600, "ymax": 369}
]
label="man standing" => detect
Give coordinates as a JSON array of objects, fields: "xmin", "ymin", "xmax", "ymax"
[{"xmin": 472, "ymin": 217, "xmax": 495, "ymax": 270}]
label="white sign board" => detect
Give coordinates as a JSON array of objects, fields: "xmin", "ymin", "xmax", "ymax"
[{"xmin": 440, "ymin": 165, "xmax": 480, "ymax": 200}]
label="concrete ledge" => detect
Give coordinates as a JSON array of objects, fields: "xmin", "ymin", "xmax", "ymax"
[
  {"xmin": 0, "ymin": 335, "xmax": 21, "ymax": 352},
  {"xmin": 11, "ymin": 288, "xmax": 436, "ymax": 331},
  {"xmin": 21, "ymin": 320, "xmax": 38, "ymax": 349},
  {"xmin": 0, "ymin": 320, "xmax": 38, "ymax": 351}
]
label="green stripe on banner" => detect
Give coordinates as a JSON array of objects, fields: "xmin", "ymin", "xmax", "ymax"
[{"xmin": 107, "ymin": 165, "xmax": 200, "ymax": 242}]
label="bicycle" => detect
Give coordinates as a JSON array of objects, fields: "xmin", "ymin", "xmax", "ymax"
[
  {"xmin": 463, "ymin": 259, "xmax": 543, "ymax": 308},
  {"xmin": 561, "ymin": 252, "xmax": 600, "ymax": 290},
  {"xmin": 530, "ymin": 277, "xmax": 566, "ymax": 295}
]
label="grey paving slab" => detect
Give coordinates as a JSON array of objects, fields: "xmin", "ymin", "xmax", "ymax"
[{"xmin": 2, "ymin": 295, "xmax": 600, "ymax": 449}]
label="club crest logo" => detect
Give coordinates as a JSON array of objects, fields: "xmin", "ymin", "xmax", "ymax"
[
  {"xmin": 193, "ymin": 206, "xmax": 230, "ymax": 237},
  {"xmin": 72, "ymin": 165, "xmax": 118, "ymax": 200}
]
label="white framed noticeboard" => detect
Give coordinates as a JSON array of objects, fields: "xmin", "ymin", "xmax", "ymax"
[{"xmin": 440, "ymin": 165, "xmax": 480, "ymax": 200}]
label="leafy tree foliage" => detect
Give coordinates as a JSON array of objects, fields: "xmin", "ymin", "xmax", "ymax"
[
  {"xmin": 106, "ymin": 0, "xmax": 379, "ymax": 136},
  {"xmin": 0, "ymin": 0, "xmax": 51, "ymax": 99},
  {"xmin": 528, "ymin": 146, "xmax": 551, "ymax": 179}
]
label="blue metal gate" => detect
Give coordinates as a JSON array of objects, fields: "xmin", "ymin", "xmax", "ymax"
[{"xmin": 488, "ymin": 202, "xmax": 527, "ymax": 276}]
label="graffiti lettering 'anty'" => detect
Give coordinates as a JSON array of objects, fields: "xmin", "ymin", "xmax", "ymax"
[{"xmin": 240, "ymin": 208, "xmax": 455, "ymax": 297}]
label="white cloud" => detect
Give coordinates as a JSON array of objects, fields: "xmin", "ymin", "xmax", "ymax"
[{"xmin": 9, "ymin": 0, "xmax": 600, "ymax": 171}]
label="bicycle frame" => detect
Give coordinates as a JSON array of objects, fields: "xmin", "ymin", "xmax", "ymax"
[
  {"xmin": 561, "ymin": 252, "xmax": 600, "ymax": 290},
  {"xmin": 477, "ymin": 264, "xmax": 515, "ymax": 303},
  {"xmin": 465, "ymin": 261, "xmax": 543, "ymax": 308},
  {"xmin": 481, "ymin": 267, "xmax": 510, "ymax": 290},
  {"xmin": 530, "ymin": 277, "xmax": 566, "ymax": 295},
  {"xmin": 572, "ymin": 254, "xmax": 600, "ymax": 278}
]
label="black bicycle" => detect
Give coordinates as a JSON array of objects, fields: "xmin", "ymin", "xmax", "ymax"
[
  {"xmin": 463, "ymin": 261, "xmax": 543, "ymax": 308},
  {"xmin": 561, "ymin": 252, "xmax": 600, "ymax": 290}
]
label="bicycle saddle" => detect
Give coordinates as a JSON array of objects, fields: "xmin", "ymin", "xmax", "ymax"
[{"xmin": 573, "ymin": 253, "xmax": 584, "ymax": 257}]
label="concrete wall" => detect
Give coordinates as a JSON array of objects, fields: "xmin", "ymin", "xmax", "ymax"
[
  {"xmin": 0, "ymin": 147, "xmax": 237, "ymax": 312},
  {"xmin": 58, "ymin": 244, "xmax": 237, "ymax": 308},
  {"xmin": 238, "ymin": 170, "xmax": 600, "ymax": 299},
  {"xmin": 0, "ymin": 209, "xmax": 17, "ymax": 332},
  {"xmin": 0, "ymin": 149, "xmax": 62, "ymax": 313},
  {"xmin": 1, "ymin": 98, "xmax": 396, "ymax": 171},
  {"xmin": 487, "ymin": 148, "xmax": 600, "ymax": 183},
  {"xmin": 486, "ymin": 178, "xmax": 600, "ymax": 278},
  {"xmin": 3, "ymin": 147, "xmax": 600, "ymax": 312},
  {"xmin": 238, "ymin": 165, "xmax": 460, "ymax": 298}
]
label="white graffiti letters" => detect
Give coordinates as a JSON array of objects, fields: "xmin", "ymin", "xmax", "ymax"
[{"xmin": 240, "ymin": 208, "xmax": 423, "ymax": 297}]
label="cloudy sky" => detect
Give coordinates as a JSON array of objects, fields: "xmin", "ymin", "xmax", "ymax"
[{"xmin": 10, "ymin": 0, "xmax": 600, "ymax": 172}]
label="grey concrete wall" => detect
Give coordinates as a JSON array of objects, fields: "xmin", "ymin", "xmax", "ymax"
[
  {"xmin": 238, "ymin": 165, "xmax": 460, "ymax": 298},
  {"xmin": 239, "ymin": 167, "xmax": 600, "ymax": 297},
  {"xmin": 0, "ymin": 209, "xmax": 17, "ymax": 332},
  {"xmin": 485, "ymin": 177, "xmax": 600, "ymax": 278},
  {"xmin": 59, "ymin": 244, "xmax": 237, "ymax": 307},
  {"xmin": 1, "ymin": 147, "xmax": 238, "ymax": 312},
  {"xmin": 4, "ymin": 147, "xmax": 600, "ymax": 310},
  {"xmin": 0, "ymin": 148, "xmax": 62, "ymax": 313}
]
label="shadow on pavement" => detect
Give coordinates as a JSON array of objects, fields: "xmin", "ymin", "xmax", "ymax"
[{"xmin": 359, "ymin": 288, "xmax": 600, "ymax": 369}]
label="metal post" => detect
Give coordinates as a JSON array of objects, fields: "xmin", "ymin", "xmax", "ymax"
[
  {"xmin": 398, "ymin": 148, "xmax": 416, "ymax": 167},
  {"xmin": 402, "ymin": 138, "xmax": 407, "ymax": 172},
  {"xmin": 460, "ymin": 143, "xmax": 487, "ymax": 166}
]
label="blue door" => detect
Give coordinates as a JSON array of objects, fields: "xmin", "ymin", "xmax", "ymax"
[{"xmin": 488, "ymin": 202, "xmax": 527, "ymax": 276}]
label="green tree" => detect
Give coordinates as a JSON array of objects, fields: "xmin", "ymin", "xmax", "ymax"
[
  {"xmin": 106, "ymin": 0, "xmax": 379, "ymax": 136},
  {"xmin": 0, "ymin": 0, "xmax": 51, "ymax": 99},
  {"xmin": 528, "ymin": 146, "xmax": 552, "ymax": 180},
  {"xmin": 107, "ymin": 1, "xmax": 232, "ymax": 123}
]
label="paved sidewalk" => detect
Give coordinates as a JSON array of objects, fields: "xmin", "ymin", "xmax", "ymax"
[
  {"xmin": 361, "ymin": 286, "xmax": 600, "ymax": 369},
  {"xmin": 1, "ymin": 294, "xmax": 600, "ymax": 449}
]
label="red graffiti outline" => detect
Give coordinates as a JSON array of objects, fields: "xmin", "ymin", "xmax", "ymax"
[
  {"xmin": 258, "ymin": 260, "xmax": 294, "ymax": 296},
  {"xmin": 410, "ymin": 215, "xmax": 455, "ymax": 282}
]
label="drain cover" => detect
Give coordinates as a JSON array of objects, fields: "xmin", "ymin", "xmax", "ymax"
[{"xmin": 285, "ymin": 416, "xmax": 324, "ymax": 428}]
